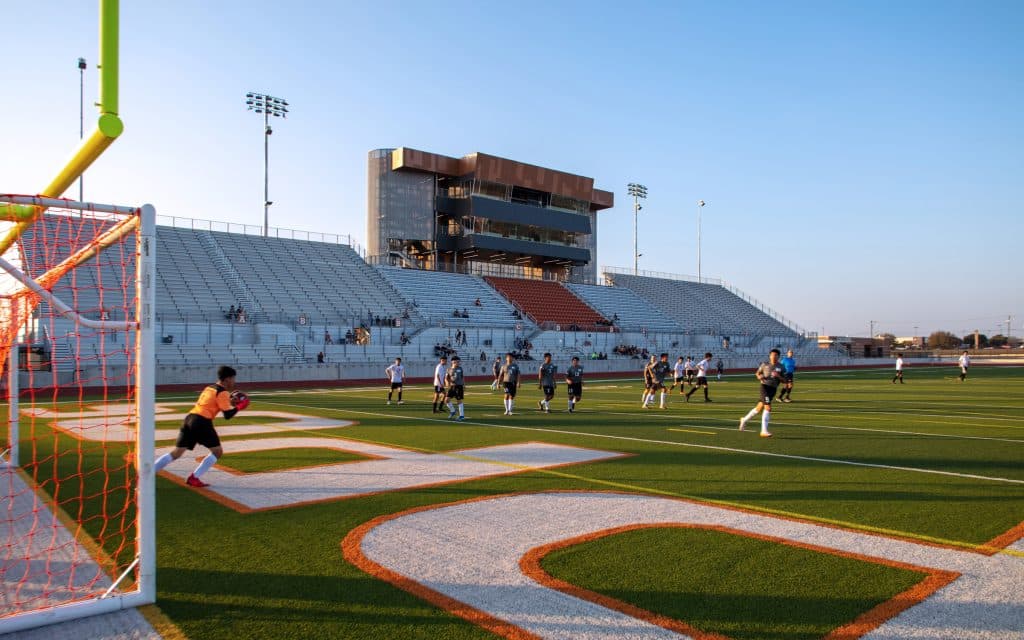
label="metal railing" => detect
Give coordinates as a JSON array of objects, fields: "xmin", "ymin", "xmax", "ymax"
[{"xmin": 155, "ymin": 214, "xmax": 365, "ymax": 257}]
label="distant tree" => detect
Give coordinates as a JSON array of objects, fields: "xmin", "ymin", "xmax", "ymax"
[
  {"xmin": 928, "ymin": 331, "xmax": 960, "ymax": 349},
  {"xmin": 989, "ymin": 334, "xmax": 1008, "ymax": 348},
  {"xmin": 879, "ymin": 333, "xmax": 897, "ymax": 346},
  {"xmin": 962, "ymin": 334, "xmax": 988, "ymax": 348}
]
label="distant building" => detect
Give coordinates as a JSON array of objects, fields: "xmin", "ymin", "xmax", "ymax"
[{"xmin": 367, "ymin": 147, "xmax": 613, "ymax": 282}]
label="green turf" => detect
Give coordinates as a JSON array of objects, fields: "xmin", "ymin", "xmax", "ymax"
[
  {"xmin": 539, "ymin": 526, "xmax": 928, "ymax": 640},
  {"xmin": 4, "ymin": 365, "xmax": 1022, "ymax": 639},
  {"xmin": 218, "ymin": 447, "xmax": 370, "ymax": 473}
]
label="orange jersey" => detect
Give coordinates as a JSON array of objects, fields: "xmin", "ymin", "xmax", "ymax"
[{"xmin": 188, "ymin": 384, "xmax": 234, "ymax": 420}]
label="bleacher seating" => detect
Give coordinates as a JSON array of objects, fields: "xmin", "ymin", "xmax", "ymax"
[
  {"xmin": 605, "ymin": 273, "xmax": 797, "ymax": 337},
  {"xmin": 566, "ymin": 283, "xmax": 683, "ymax": 333},
  {"xmin": 484, "ymin": 277, "xmax": 609, "ymax": 330},
  {"xmin": 375, "ymin": 266, "xmax": 527, "ymax": 328}
]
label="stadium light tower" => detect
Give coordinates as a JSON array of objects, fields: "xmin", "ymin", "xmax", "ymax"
[
  {"xmin": 627, "ymin": 183, "xmax": 647, "ymax": 275},
  {"xmin": 78, "ymin": 57, "xmax": 87, "ymax": 203},
  {"xmin": 245, "ymin": 92, "xmax": 289, "ymax": 237},
  {"xmin": 697, "ymin": 200, "xmax": 705, "ymax": 282}
]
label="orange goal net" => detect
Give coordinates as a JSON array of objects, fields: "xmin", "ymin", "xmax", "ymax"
[{"xmin": 0, "ymin": 196, "xmax": 155, "ymax": 633}]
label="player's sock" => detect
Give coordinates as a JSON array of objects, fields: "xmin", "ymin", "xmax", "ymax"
[
  {"xmin": 660, "ymin": 392, "xmax": 666, "ymax": 408},
  {"xmin": 446, "ymin": 402, "xmax": 454, "ymax": 413},
  {"xmin": 568, "ymin": 398, "xmax": 573, "ymax": 410},
  {"xmin": 743, "ymin": 408, "xmax": 759, "ymax": 422},
  {"xmin": 398, "ymin": 390, "xmax": 402, "ymax": 402},
  {"xmin": 192, "ymin": 454, "xmax": 218, "ymax": 479},
  {"xmin": 458, "ymin": 403, "xmax": 464, "ymax": 418},
  {"xmin": 760, "ymin": 408, "xmax": 771, "ymax": 434},
  {"xmin": 154, "ymin": 453, "xmax": 174, "ymax": 473},
  {"xmin": 703, "ymin": 387, "xmax": 709, "ymax": 400},
  {"xmin": 387, "ymin": 391, "xmax": 393, "ymax": 402}
]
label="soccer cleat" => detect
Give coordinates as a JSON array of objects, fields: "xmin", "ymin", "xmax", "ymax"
[
  {"xmin": 538, "ymin": 400, "xmax": 544, "ymax": 411},
  {"xmin": 386, "ymin": 400, "xmax": 391, "ymax": 405},
  {"xmin": 704, "ymin": 399, "xmax": 713, "ymax": 403},
  {"xmin": 568, "ymin": 406, "xmax": 574, "ymax": 413},
  {"xmin": 503, "ymin": 410, "xmax": 510, "ymax": 415},
  {"xmin": 397, "ymin": 401, "xmax": 403, "ymax": 405},
  {"xmin": 448, "ymin": 410, "xmax": 456, "ymax": 420},
  {"xmin": 185, "ymin": 474, "xmax": 209, "ymax": 488},
  {"xmin": 782, "ymin": 398, "xmax": 791, "ymax": 403},
  {"xmin": 456, "ymin": 416, "xmax": 466, "ymax": 422},
  {"xmin": 738, "ymin": 419, "xmax": 746, "ymax": 431},
  {"xmin": 759, "ymin": 432, "xmax": 773, "ymax": 438},
  {"xmin": 684, "ymin": 395, "xmax": 690, "ymax": 403}
]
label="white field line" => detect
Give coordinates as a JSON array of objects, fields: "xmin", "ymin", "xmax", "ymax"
[
  {"xmin": 264, "ymin": 400, "xmax": 1024, "ymax": 485},
  {"xmin": 580, "ymin": 402, "xmax": 1024, "ymax": 444}
]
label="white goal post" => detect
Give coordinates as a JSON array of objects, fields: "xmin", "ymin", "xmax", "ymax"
[{"xmin": 0, "ymin": 195, "xmax": 156, "ymax": 633}]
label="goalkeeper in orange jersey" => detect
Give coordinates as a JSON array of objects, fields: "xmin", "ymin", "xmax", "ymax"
[{"xmin": 153, "ymin": 365, "xmax": 249, "ymax": 487}]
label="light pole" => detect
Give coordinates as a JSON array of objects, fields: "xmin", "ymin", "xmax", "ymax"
[
  {"xmin": 697, "ymin": 199, "xmax": 705, "ymax": 282},
  {"xmin": 245, "ymin": 92, "xmax": 289, "ymax": 237},
  {"xmin": 869, "ymin": 320, "xmax": 876, "ymax": 340},
  {"xmin": 627, "ymin": 183, "xmax": 647, "ymax": 275},
  {"xmin": 78, "ymin": 57, "xmax": 87, "ymax": 202}
]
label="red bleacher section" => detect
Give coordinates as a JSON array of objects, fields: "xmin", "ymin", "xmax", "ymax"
[{"xmin": 484, "ymin": 277, "xmax": 610, "ymax": 330}]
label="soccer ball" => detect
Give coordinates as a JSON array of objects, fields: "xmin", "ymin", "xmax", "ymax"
[{"xmin": 231, "ymin": 390, "xmax": 250, "ymax": 411}]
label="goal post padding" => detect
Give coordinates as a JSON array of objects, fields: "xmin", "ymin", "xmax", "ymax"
[{"xmin": 0, "ymin": 196, "xmax": 155, "ymax": 633}]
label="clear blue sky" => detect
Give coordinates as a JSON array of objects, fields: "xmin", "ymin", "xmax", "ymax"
[{"xmin": 4, "ymin": 1, "xmax": 1022, "ymax": 337}]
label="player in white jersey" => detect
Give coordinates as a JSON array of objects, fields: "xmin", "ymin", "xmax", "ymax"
[
  {"xmin": 683, "ymin": 357, "xmax": 696, "ymax": 384},
  {"xmin": 958, "ymin": 351, "xmax": 970, "ymax": 382},
  {"xmin": 668, "ymin": 356, "xmax": 687, "ymax": 394},
  {"xmin": 892, "ymin": 354, "xmax": 904, "ymax": 384},
  {"xmin": 385, "ymin": 357, "xmax": 405, "ymax": 404},
  {"xmin": 431, "ymin": 355, "xmax": 448, "ymax": 413},
  {"xmin": 684, "ymin": 352, "xmax": 713, "ymax": 402}
]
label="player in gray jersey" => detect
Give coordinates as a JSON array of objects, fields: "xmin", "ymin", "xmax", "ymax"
[
  {"xmin": 565, "ymin": 357, "xmax": 584, "ymax": 412},
  {"xmin": 490, "ymin": 356, "xmax": 502, "ymax": 391},
  {"xmin": 644, "ymin": 353, "xmax": 672, "ymax": 409},
  {"xmin": 500, "ymin": 352, "xmax": 521, "ymax": 415},
  {"xmin": 537, "ymin": 353, "xmax": 558, "ymax": 413},
  {"xmin": 444, "ymin": 356, "xmax": 466, "ymax": 421},
  {"xmin": 738, "ymin": 348, "xmax": 785, "ymax": 437}
]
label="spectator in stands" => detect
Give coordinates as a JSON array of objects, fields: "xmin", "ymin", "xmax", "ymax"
[
  {"xmin": 400, "ymin": 331, "xmax": 410, "ymax": 345},
  {"xmin": 462, "ymin": 308, "xmax": 469, "ymax": 318},
  {"xmin": 480, "ymin": 351, "xmax": 487, "ymax": 362},
  {"xmin": 317, "ymin": 352, "xmax": 325, "ymax": 364},
  {"xmin": 402, "ymin": 307, "xmax": 410, "ymax": 320},
  {"xmin": 237, "ymin": 308, "xmax": 246, "ymax": 324},
  {"xmin": 474, "ymin": 298, "xmax": 482, "ymax": 307},
  {"xmin": 513, "ymin": 309, "xmax": 522, "ymax": 319},
  {"xmin": 324, "ymin": 330, "xmax": 333, "ymax": 345},
  {"xmin": 344, "ymin": 329, "xmax": 354, "ymax": 344},
  {"xmin": 227, "ymin": 305, "xmax": 235, "ymax": 320}
]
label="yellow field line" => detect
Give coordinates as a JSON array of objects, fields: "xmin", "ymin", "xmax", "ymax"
[{"xmin": 667, "ymin": 428, "xmax": 717, "ymax": 436}]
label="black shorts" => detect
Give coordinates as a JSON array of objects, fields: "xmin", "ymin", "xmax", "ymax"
[
  {"xmin": 643, "ymin": 378, "xmax": 654, "ymax": 389},
  {"xmin": 783, "ymin": 373, "xmax": 794, "ymax": 382},
  {"xmin": 567, "ymin": 382, "xmax": 583, "ymax": 398},
  {"xmin": 652, "ymin": 381, "xmax": 666, "ymax": 391},
  {"xmin": 759, "ymin": 384, "xmax": 779, "ymax": 405},
  {"xmin": 390, "ymin": 382, "xmax": 403, "ymax": 390},
  {"xmin": 674, "ymin": 376, "xmax": 685, "ymax": 384},
  {"xmin": 175, "ymin": 413, "xmax": 221, "ymax": 450},
  {"xmin": 693, "ymin": 377, "xmax": 708, "ymax": 387},
  {"xmin": 542, "ymin": 385, "xmax": 555, "ymax": 397},
  {"xmin": 503, "ymin": 382, "xmax": 518, "ymax": 398},
  {"xmin": 434, "ymin": 384, "xmax": 445, "ymax": 394},
  {"xmin": 446, "ymin": 385, "xmax": 464, "ymax": 401}
]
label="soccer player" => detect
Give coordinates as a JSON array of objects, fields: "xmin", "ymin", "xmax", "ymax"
[
  {"xmin": 431, "ymin": 355, "xmax": 448, "ymax": 413},
  {"xmin": 779, "ymin": 349, "xmax": 796, "ymax": 401},
  {"xmin": 958, "ymin": 350, "xmax": 970, "ymax": 382},
  {"xmin": 537, "ymin": 353, "xmax": 557, "ymax": 413},
  {"xmin": 153, "ymin": 365, "xmax": 247, "ymax": 488},
  {"xmin": 565, "ymin": 356, "xmax": 584, "ymax": 412},
  {"xmin": 645, "ymin": 353, "xmax": 671, "ymax": 409},
  {"xmin": 738, "ymin": 349, "xmax": 786, "ymax": 438},
  {"xmin": 669, "ymin": 356, "xmax": 686, "ymax": 394},
  {"xmin": 385, "ymin": 357, "xmax": 405, "ymax": 404},
  {"xmin": 445, "ymin": 355, "xmax": 466, "ymax": 421},
  {"xmin": 641, "ymin": 355, "xmax": 657, "ymax": 407},
  {"xmin": 490, "ymin": 356, "xmax": 502, "ymax": 391},
  {"xmin": 685, "ymin": 352, "xmax": 713, "ymax": 402},
  {"xmin": 684, "ymin": 356, "xmax": 696, "ymax": 385},
  {"xmin": 716, "ymin": 358, "xmax": 725, "ymax": 381},
  {"xmin": 500, "ymin": 352, "xmax": 521, "ymax": 415},
  {"xmin": 892, "ymin": 354, "xmax": 905, "ymax": 384}
]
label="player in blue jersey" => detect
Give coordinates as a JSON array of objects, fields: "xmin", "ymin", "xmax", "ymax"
[{"xmin": 778, "ymin": 349, "xmax": 796, "ymax": 402}]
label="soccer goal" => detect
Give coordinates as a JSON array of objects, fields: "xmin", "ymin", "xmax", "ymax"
[{"xmin": 0, "ymin": 195, "xmax": 155, "ymax": 633}]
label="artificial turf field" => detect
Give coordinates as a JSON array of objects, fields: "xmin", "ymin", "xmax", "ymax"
[{"xmin": 10, "ymin": 365, "xmax": 1024, "ymax": 639}]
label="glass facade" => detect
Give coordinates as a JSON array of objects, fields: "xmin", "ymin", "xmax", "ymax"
[{"xmin": 368, "ymin": 148, "xmax": 602, "ymax": 282}]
